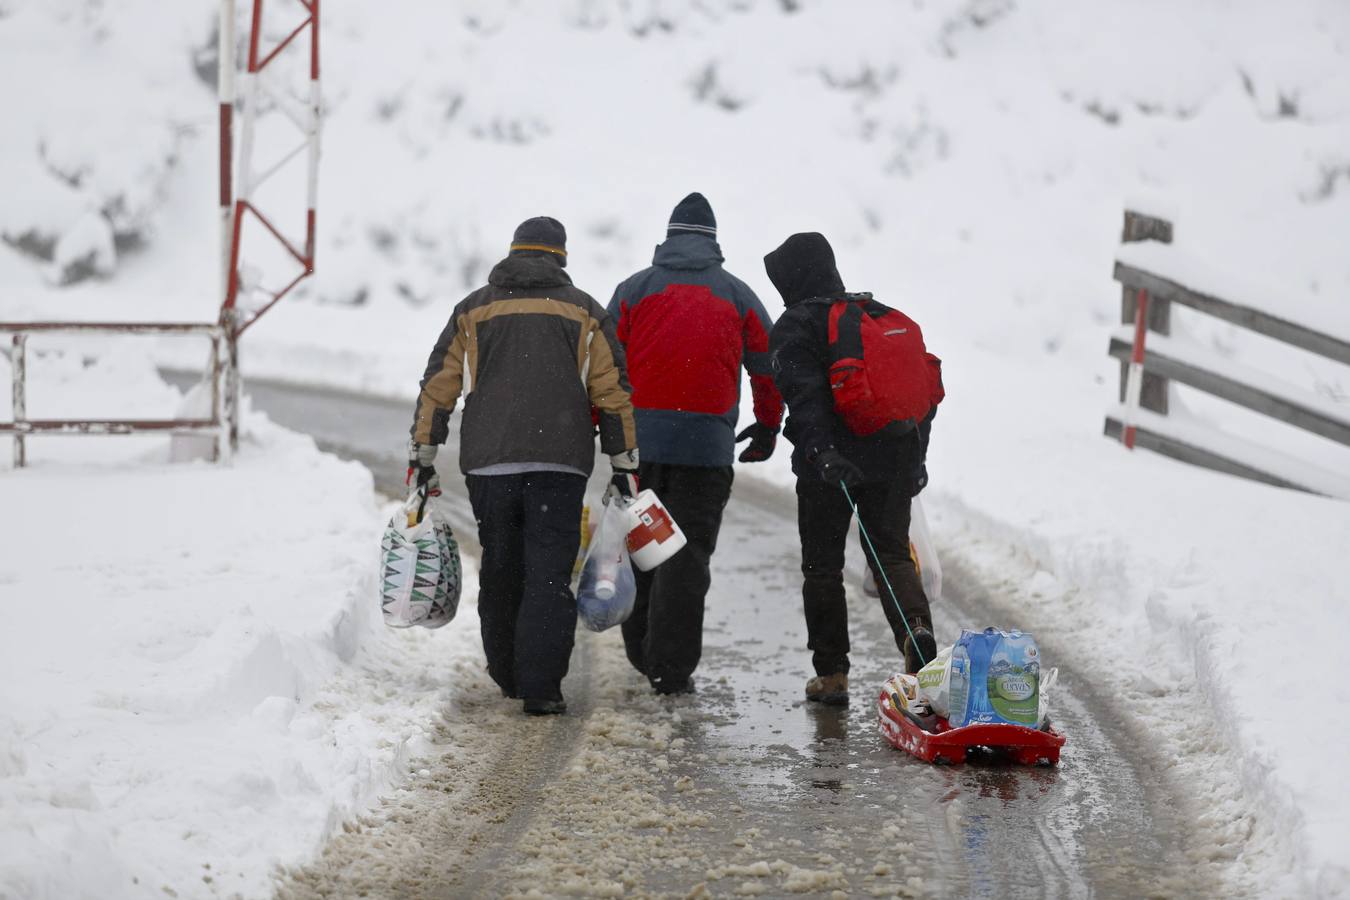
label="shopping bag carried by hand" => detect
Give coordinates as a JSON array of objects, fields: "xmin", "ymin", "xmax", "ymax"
[
  {"xmin": 909, "ymin": 496, "xmax": 943, "ymax": 605},
  {"xmin": 576, "ymin": 501, "xmax": 636, "ymax": 632},
  {"xmin": 379, "ymin": 486, "xmax": 461, "ymax": 629}
]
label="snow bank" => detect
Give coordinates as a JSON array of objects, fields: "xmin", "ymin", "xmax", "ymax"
[
  {"xmin": 924, "ymin": 360, "xmax": 1350, "ymax": 896},
  {"xmin": 0, "ymin": 350, "xmax": 470, "ymax": 900}
]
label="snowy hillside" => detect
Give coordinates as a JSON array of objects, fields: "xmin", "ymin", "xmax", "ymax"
[
  {"xmin": 3, "ymin": 0, "xmax": 1350, "ymax": 897},
  {"xmin": 6, "ymin": 0, "xmax": 1349, "ymax": 470}
]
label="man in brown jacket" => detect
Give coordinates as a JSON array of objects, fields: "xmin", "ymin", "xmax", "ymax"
[{"xmin": 408, "ymin": 216, "xmax": 639, "ymax": 715}]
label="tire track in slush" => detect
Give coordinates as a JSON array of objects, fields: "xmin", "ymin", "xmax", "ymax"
[
  {"xmin": 226, "ymin": 375, "xmax": 1227, "ymax": 898},
  {"xmin": 276, "ymin": 676, "xmax": 592, "ymax": 899},
  {"xmin": 275, "ymin": 445, "xmax": 599, "ymax": 899},
  {"xmin": 450, "ymin": 658, "xmax": 597, "ymax": 899}
]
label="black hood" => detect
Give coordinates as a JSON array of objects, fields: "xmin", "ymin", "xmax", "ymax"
[
  {"xmin": 487, "ymin": 252, "xmax": 572, "ymax": 289},
  {"xmin": 763, "ymin": 232, "xmax": 845, "ymax": 306}
]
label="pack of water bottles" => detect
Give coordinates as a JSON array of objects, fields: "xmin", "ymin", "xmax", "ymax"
[
  {"xmin": 914, "ymin": 628, "xmax": 1056, "ymax": 729},
  {"xmin": 575, "ymin": 501, "xmax": 637, "ymax": 632}
]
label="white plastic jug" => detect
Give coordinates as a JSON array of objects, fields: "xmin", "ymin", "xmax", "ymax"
[{"xmin": 624, "ymin": 489, "xmax": 687, "ymax": 571}]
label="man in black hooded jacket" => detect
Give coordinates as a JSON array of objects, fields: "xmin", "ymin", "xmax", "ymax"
[{"xmin": 764, "ymin": 232, "xmax": 937, "ymax": 704}]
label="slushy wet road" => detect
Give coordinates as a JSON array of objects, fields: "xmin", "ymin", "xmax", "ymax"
[{"xmin": 189, "ymin": 375, "xmax": 1215, "ymax": 898}]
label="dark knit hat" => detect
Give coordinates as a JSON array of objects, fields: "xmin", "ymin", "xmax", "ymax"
[
  {"xmin": 667, "ymin": 192, "xmax": 717, "ymax": 239},
  {"xmin": 510, "ymin": 216, "xmax": 567, "ymax": 264}
]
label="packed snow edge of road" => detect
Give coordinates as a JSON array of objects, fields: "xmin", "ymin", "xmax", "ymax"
[{"xmin": 0, "ymin": 367, "xmax": 482, "ymax": 900}]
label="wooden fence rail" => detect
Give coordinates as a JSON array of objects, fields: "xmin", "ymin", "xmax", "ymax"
[{"xmin": 1104, "ymin": 210, "xmax": 1350, "ymax": 496}]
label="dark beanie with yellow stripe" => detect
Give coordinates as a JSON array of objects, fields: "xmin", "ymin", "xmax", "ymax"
[{"xmin": 509, "ymin": 216, "xmax": 567, "ymax": 266}]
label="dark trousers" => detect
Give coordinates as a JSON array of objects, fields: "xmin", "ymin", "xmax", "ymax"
[
  {"xmin": 796, "ymin": 476, "xmax": 931, "ymax": 676},
  {"xmin": 621, "ymin": 462, "xmax": 734, "ymax": 689},
  {"xmin": 467, "ymin": 471, "xmax": 587, "ymax": 701}
]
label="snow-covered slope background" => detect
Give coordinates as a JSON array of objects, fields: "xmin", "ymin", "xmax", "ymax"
[{"xmin": 2, "ymin": 0, "xmax": 1349, "ymax": 897}]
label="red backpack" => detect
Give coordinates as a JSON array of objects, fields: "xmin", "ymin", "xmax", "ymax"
[{"xmin": 822, "ymin": 294, "xmax": 944, "ymax": 436}]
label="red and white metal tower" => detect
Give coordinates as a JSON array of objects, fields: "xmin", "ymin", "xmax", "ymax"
[{"xmin": 218, "ymin": 0, "xmax": 321, "ymax": 446}]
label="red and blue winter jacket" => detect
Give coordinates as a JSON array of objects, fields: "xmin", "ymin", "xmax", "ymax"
[{"xmin": 608, "ymin": 233, "xmax": 784, "ymax": 467}]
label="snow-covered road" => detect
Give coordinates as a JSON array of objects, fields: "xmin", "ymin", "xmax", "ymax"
[{"xmin": 216, "ymin": 376, "xmax": 1234, "ymax": 899}]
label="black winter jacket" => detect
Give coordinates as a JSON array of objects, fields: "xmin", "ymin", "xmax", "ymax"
[
  {"xmin": 764, "ymin": 233, "xmax": 933, "ymax": 488},
  {"xmin": 411, "ymin": 253, "xmax": 637, "ymax": 474}
]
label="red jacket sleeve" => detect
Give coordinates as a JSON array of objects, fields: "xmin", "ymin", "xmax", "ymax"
[{"xmin": 741, "ymin": 297, "xmax": 785, "ymax": 430}]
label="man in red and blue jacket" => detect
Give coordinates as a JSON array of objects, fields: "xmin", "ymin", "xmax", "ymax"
[{"xmin": 608, "ymin": 192, "xmax": 784, "ymax": 694}]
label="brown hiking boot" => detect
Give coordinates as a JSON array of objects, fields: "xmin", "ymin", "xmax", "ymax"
[{"xmin": 805, "ymin": 673, "xmax": 849, "ymax": 705}]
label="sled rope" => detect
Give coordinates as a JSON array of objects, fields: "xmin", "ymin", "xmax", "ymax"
[{"xmin": 841, "ymin": 482, "xmax": 929, "ymax": 667}]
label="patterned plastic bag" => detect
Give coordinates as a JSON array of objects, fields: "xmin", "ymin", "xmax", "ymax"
[{"xmin": 379, "ymin": 489, "xmax": 461, "ymax": 629}]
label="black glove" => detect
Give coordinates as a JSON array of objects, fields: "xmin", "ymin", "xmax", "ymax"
[
  {"xmin": 812, "ymin": 447, "xmax": 863, "ymax": 489},
  {"xmin": 406, "ymin": 440, "xmax": 441, "ymax": 496},
  {"xmin": 735, "ymin": 422, "xmax": 778, "ymax": 463},
  {"xmin": 606, "ymin": 449, "xmax": 639, "ymax": 504}
]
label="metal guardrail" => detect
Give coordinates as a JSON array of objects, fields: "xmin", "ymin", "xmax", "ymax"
[
  {"xmin": 1105, "ymin": 210, "xmax": 1350, "ymax": 495},
  {"xmin": 0, "ymin": 322, "xmax": 234, "ymax": 468}
]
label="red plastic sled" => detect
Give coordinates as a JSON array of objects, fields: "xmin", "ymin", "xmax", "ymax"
[{"xmin": 878, "ymin": 687, "xmax": 1065, "ymax": 766}]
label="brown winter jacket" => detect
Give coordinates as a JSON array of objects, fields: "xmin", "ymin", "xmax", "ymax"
[{"xmin": 411, "ymin": 253, "xmax": 637, "ymax": 475}]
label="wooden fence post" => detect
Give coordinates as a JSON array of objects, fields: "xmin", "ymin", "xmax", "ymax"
[
  {"xmin": 11, "ymin": 334, "xmax": 25, "ymax": 468},
  {"xmin": 1119, "ymin": 210, "xmax": 1173, "ymax": 415}
]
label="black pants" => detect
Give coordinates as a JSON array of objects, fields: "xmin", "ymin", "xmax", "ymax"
[
  {"xmin": 621, "ymin": 462, "xmax": 734, "ymax": 689},
  {"xmin": 467, "ymin": 471, "xmax": 587, "ymax": 701},
  {"xmin": 796, "ymin": 476, "xmax": 931, "ymax": 676}
]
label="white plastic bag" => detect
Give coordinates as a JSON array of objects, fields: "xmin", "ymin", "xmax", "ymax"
[
  {"xmin": 909, "ymin": 496, "xmax": 942, "ymax": 605},
  {"xmin": 860, "ymin": 496, "xmax": 942, "ymax": 604},
  {"xmin": 379, "ymin": 489, "xmax": 461, "ymax": 629},
  {"xmin": 576, "ymin": 501, "xmax": 636, "ymax": 632},
  {"xmin": 915, "ymin": 644, "xmax": 955, "ymax": 717},
  {"xmin": 1037, "ymin": 666, "xmax": 1059, "ymax": 729}
]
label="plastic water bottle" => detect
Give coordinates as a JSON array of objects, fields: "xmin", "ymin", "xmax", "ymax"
[
  {"xmin": 594, "ymin": 557, "xmax": 618, "ymax": 600},
  {"xmin": 576, "ymin": 502, "xmax": 637, "ymax": 632},
  {"xmin": 948, "ymin": 641, "xmax": 970, "ymax": 726}
]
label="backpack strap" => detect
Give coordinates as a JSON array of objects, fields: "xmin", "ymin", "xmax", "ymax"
[{"xmin": 829, "ymin": 299, "xmax": 865, "ymax": 359}]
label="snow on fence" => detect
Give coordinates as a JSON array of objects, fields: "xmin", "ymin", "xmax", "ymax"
[
  {"xmin": 1103, "ymin": 210, "xmax": 1350, "ymax": 496},
  {"xmin": 0, "ymin": 322, "xmax": 235, "ymax": 468}
]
